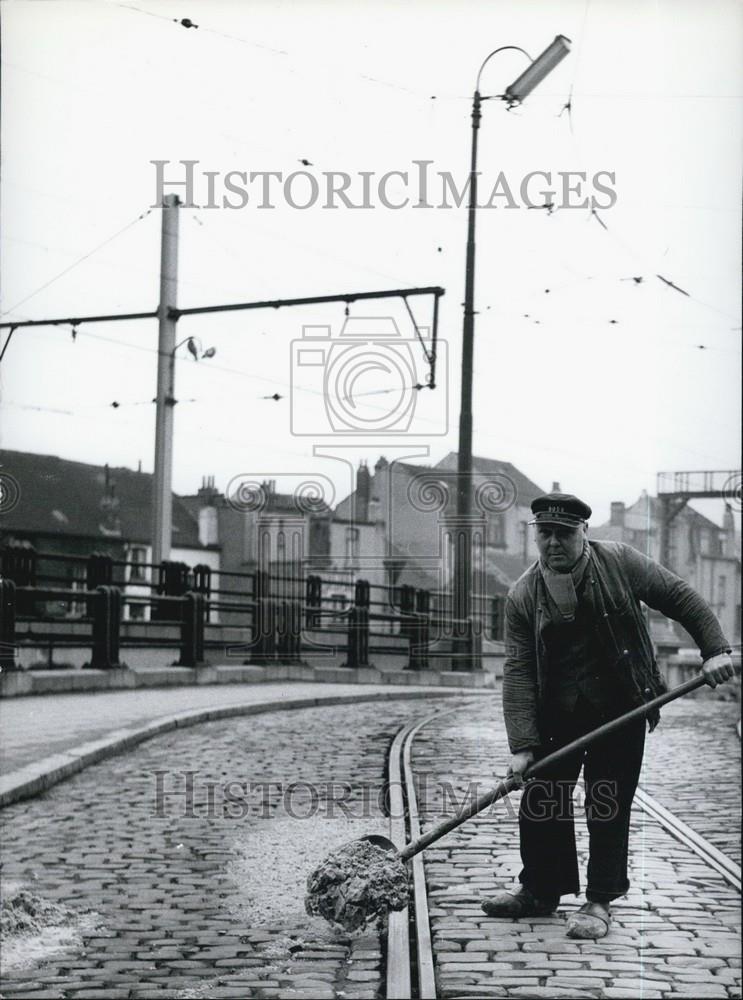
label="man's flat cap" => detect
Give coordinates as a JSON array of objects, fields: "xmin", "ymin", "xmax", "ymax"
[{"xmin": 529, "ymin": 492, "xmax": 592, "ymax": 527}]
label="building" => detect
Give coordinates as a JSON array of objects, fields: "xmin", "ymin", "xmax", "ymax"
[
  {"xmin": 0, "ymin": 450, "xmax": 220, "ymax": 621},
  {"xmin": 179, "ymin": 453, "xmax": 546, "ymax": 640},
  {"xmin": 334, "ymin": 452, "xmax": 545, "ymax": 601},
  {"xmin": 180, "ymin": 476, "xmax": 333, "ymax": 625},
  {"xmin": 591, "ymin": 491, "xmax": 741, "ymax": 647}
]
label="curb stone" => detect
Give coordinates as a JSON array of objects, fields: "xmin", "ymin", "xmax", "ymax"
[{"xmin": 0, "ymin": 689, "xmax": 465, "ymax": 808}]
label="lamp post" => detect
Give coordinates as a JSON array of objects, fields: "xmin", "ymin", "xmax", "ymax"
[{"xmin": 453, "ymin": 35, "xmax": 571, "ymax": 669}]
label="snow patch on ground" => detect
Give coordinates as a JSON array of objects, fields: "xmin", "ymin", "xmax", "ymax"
[
  {"xmin": 0, "ymin": 881, "xmax": 98, "ymax": 975},
  {"xmin": 227, "ymin": 814, "xmax": 390, "ymax": 932}
]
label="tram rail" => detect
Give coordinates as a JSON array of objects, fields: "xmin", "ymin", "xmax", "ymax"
[{"xmin": 383, "ymin": 701, "xmax": 742, "ymax": 1000}]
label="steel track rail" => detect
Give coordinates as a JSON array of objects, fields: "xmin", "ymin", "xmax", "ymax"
[
  {"xmin": 635, "ymin": 786, "xmax": 741, "ymax": 892},
  {"xmin": 386, "ymin": 703, "xmax": 468, "ymax": 999},
  {"xmin": 387, "ymin": 702, "xmax": 741, "ymax": 1000},
  {"xmin": 386, "ymin": 721, "xmax": 412, "ymax": 1000},
  {"xmin": 402, "ymin": 716, "xmax": 439, "ymax": 999}
]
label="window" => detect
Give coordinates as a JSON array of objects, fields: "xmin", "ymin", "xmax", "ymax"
[
  {"xmin": 66, "ymin": 564, "xmax": 86, "ymax": 619},
  {"xmin": 329, "ymin": 593, "xmax": 348, "ymax": 623},
  {"xmin": 519, "ymin": 521, "xmax": 528, "ymax": 560},
  {"xmin": 345, "ymin": 527, "xmax": 359, "ymax": 567},
  {"xmin": 129, "ymin": 546, "xmax": 148, "ymax": 583},
  {"xmin": 276, "ymin": 530, "xmax": 286, "ymax": 568},
  {"xmin": 487, "ymin": 513, "xmax": 506, "ymax": 549},
  {"xmin": 687, "ymin": 523, "xmax": 699, "ymax": 559},
  {"xmin": 129, "ymin": 602, "xmax": 146, "ymax": 621},
  {"xmin": 490, "ymin": 596, "xmax": 506, "ymax": 641},
  {"xmin": 717, "ymin": 574, "xmax": 727, "ymax": 609}
]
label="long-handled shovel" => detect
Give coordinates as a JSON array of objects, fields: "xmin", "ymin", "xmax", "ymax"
[
  {"xmin": 305, "ymin": 675, "xmax": 709, "ymax": 930},
  {"xmin": 366, "ymin": 674, "xmax": 707, "ymax": 862}
]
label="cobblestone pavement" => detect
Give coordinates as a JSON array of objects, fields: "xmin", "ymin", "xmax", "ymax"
[
  {"xmin": 0, "ymin": 682, "xmax": 460, "ymax": 772},
  {"xmin": 412, "ymin": 690, "xmax": 741, "ymax": 999},
  {"xmin": 638, "ymin": 695, "xmax": 741, "ymax": 863},
  {"xmin": 0, "ymin": 697, "xmax": 457, "ymax": 999}
]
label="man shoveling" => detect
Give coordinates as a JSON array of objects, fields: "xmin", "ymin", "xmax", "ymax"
[{"xmin": 481, "ymin": 492, "xmax": 734, "ymax": 939}]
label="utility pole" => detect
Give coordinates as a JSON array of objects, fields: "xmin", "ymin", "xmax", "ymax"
[
  {"xmin": 452, "ymin": 90, "xmax": 482, "ymax": 670},
  {"xmin": 2, "ymin": 201, "xmax": 443, "ymax": 573},
  {"xmin": 151, "ymin": 193, "xmax": 180, "ymax": 566},
  {"xmin": 451, "ymin": 37, "xmax": 571, "ymax": 670}
]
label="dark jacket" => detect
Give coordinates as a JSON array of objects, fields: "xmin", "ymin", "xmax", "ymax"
[{"xmin": 502, "ymin": 540, "xmax": 730, "ymax": 753}]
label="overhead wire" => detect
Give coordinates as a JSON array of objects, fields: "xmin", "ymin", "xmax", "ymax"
[
  {"xmin": 7, "ymin": 320, "xmax": 435, "ymax": 415},
  {"xmin": 186, "ymin": 210, "xmax": 419, "ymax": 291},
  {"xmin": 0, "ymin": 207, "xmax": 155, "ymax": 318},
  {"xmin": 5, "ymin": 7, "xmax": 738, "ymax": 476},
  {"xmin": 552, "ymin": 25, "xmax": 740, "ymax": 331},
  {"xmin": 9, "ymin": 313, "xmax": 735, "ymax": 467},
  {"xmin": 114, "ymin": 2, "xmax": 463, "ymax": 103}
]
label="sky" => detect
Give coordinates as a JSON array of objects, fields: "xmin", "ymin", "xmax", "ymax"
[{"xmin": 1, "ymin": 0, "xmax": 741, "ymax": 527}]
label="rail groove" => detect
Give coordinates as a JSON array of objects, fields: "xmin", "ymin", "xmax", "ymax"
[
  {"xmin": 386, "ymin": 704, "xmax": 466, "ymax": 999},
  {"xmin": 384, "ymin": 701, "xmax": 741, "ymax": 1000},
  {"xmin": 635, "ymin": 785, "xmax": 741, "ymax": 891},
  {"xmin": 386, "ymin": 721, "xmax": 412, "ymax": 999}
]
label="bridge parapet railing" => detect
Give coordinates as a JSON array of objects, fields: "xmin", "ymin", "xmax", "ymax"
[{"xmin": 0, "ymin": 545, "xmax": 508, "ymax": 673}]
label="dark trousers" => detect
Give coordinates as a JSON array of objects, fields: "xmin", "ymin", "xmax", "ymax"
[{"xmin": 518, "ymin": 693, "xmax": 646, "ymax": 904}]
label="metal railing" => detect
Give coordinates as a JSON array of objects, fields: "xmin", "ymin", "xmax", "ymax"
[{"xmin": 0, "ymin": 543, "xmax": 507, "ymax": 673}]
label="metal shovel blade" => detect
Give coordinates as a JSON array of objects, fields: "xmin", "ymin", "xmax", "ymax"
[{"xmin": 359, "ymin": 833, "xmax": 399, "ymax": 854}]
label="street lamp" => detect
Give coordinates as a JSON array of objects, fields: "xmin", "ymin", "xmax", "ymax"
[
  {"xmin": 453, "ymin": 35, "xmax": 571, "ymax": 669},
  {"xmin": 181, "ymin": 336, "xmax": 217, "ymax": 362}
]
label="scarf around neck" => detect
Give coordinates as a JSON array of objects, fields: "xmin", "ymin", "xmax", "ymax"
[{"xmin": 539, "ymin": 542, "xmax": 591, "ymax": 623}]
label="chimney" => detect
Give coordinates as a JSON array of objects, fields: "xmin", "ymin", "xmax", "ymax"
[
  {"xmin": 551, "ymin": 481, "xmax": 561, "ymax": 493},
  {"xmin": 610, "ymin": 501, "xmax": 626, "ymax": 527},
  {"xmin": 197, "ymin": 475, "xmax": 220, "ymax": 505},
  {"xmin": 356, "ymin": 461, "xmax": 371, "ymax": 521},
  {"xmin": 99, "ymin": 465, "xmax": 121, "ymax": 535},
  {"xmin": 722, "ymin": 502, "xmax": 736, "ymax": 556},
  {"xmin": 373, "ymin": 456, "xmax": 390, "ymax": 524},
  {"xmin": 199, "ymin": 506, "xmax": 219, "ymax": 546}
]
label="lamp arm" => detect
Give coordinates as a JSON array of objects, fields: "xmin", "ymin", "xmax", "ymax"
[
  {"xmin": 173, "ymin": 336, "xmax": 195, "ymax": 354},
  {"xmin": 475, "ymin": 45, "xmax": 532, "ymax": 93}
]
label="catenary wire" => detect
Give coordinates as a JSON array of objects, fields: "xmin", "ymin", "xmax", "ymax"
[{"xmin": 0, "ymin": 207, "xmax": 155, "ymax": 318}]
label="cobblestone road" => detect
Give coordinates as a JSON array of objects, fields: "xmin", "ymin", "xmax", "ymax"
[
  {"xmin": 0, "ymin": 697, "xmax": 457, "ymax": 999},
  {"xmin": 638, "ymin": 695, "xmax": 741, "ymax": 863},
  {"xmin": 412, "ymin": 690, "xmax": 741, "ymax": 999},
  {"xmin": 0, "ymin": 682, "xmax": 448, "ymax": 772},
  {"xmin": 0, "ymin": 687, "xmax": 739, "ymax": 999}
]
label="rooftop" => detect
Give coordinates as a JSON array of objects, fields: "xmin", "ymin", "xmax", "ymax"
[{"xmin": 0, "ymin": 449, "xmax": 207, "ymax": 548}]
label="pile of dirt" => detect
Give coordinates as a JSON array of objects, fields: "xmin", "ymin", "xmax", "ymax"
[
  {"xmin": 305, "ymin": 839, "xmax": 409, "ymax": 932},
  {"xmin": 0, "ymin": 889, "xmax": 74, "ymax": 937}
]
